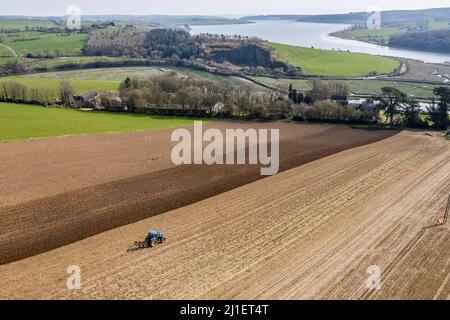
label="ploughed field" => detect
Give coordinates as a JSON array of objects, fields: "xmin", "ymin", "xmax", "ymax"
[
  {"xmin": 1, "ymin": 130, "xmax": 449, "ymax": 299},
  {"xmin": 0, "ymin": 122, "xmax": 396, "ymax": 264}
]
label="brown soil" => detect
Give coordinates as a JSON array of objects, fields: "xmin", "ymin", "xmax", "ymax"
[
  {"xmin": 0, "ymin": 122, "xmax": 395, "ymax": 264},
  {"xmin": 0, "ymin": 131, "xmax": 448, "ymax": 300}
]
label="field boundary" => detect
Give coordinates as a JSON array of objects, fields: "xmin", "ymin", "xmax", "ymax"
[{"xmin": 0, "ymin": 44, "xmax": 17, "ymax": 57}]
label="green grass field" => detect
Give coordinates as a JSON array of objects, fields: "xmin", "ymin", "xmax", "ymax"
[
  {"xmin": 0, "ymin": 102, "xmax": 201, "ymax": 141},
  {"xmin": 270, "ymin": 43, "xmax": 400, "ymax": 77},
  {"xmin": 26, "ymin": 56, "xmax": 131, "ymax": 70},
  {"xmin": 332, "ymin": 20, "xmax": 450, "ymax": 45},
  {"xmin": 428, "ymin": 20, "xmax": 450, "ymax": 30},
  {"xmin": 0, "ymin": 66, "xmax": 261, "ymax": 107},
  {"xmin": 0, "ymin": 19, "xmax": 57, "ymax": 30},
  {"xmin": 335, "ymin": 27, "xmax": 403, "ymax": 43},
  {"xmin": 2, "ymin": 32, "xmax": 87, "ymax": 56},
  {"xmin": 252, "ymin": 76, "xmax": 447, "ymax": 99},
  {"xmin": 24, "ymin": 67, "xmax": 165, "ymax": 81},
  {"xmin": 0, "ymin": 76, "xmax": 120, "ymax": 94},
  {"xmin": 340, "ymin": 80, "xmax": 440, "ymax": 98},
  {"xmin": 5, "ymin": 66, "xmax": 255, "ymax": 90},
  {"xmin": 270, "ymin": 42, "xmax": 400, "ymax": 77},
  {"xmin": 35, "ymin": 66, "xmax": 249, "ymax": 86}
]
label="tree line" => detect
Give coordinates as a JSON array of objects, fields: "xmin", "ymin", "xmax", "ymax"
[
  {"xmin": 103, "ymin": 75, "xmax": 291, "ymax": 120},
  {"xmin": 389, "ymin": 29, "xmax": 450, "ymax": 54},
  {"xmin": 288, "ymin": 80, "xmax": 350, "ymax": 104},
  {"xmin": 288, "ymin": 80, "xmax": 449, "ymax": 129},
  {"xmin": 0, "ymin": 80, "xmax": 74, "ymax": 106},
  {"xmin": 1, "ymin": 75, "xmax": 448, "ymax": 130},
  {"xmin": 375, "ymin": 86, "xmax": 449, "ymax": 130}
]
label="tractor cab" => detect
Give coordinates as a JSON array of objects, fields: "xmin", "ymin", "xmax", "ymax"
[
  {"xmin": 130, "ymin": 230, "xmax": 167, "ymax": 251},
  {"xmin": 145, "ymin": 230, "xmax": 166, "ymax": 247},
  {"xmin": 147, "ymin": 230, "xmax": 160, "ymax": 239}
]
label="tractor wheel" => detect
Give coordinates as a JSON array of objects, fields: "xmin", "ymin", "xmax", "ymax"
[{"xmin": 150, "ymin": 240, "xmax": 157, "ymax": 247}]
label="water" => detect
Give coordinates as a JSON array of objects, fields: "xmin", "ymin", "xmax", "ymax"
[{"xmin": 190, "ymin": 21, "xmax": 450, "ymax": 64}]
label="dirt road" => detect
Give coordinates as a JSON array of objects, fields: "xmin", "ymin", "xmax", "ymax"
[
  {"xmin": 0, "ymin": 131, "xmax": 448, "ymax": 299},
  {"xmin": 0, "ymin": 123, "xmax": 395, "ymax": 264}
]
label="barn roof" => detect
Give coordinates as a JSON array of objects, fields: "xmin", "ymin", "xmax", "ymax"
[
  {"xmin": 74, "ymin": 91, "xmax": 97, "ymax": 100},
  {"xmin": 331, "ymin": 94, "xmax": 348, "ymax": 101}
]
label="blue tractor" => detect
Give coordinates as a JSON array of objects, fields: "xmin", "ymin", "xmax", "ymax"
[{"xmin": 135, "ymin": 230, "xmax": 166, "ymax": 249}]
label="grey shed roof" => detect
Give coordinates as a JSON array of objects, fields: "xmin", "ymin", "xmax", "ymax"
[
  {"xmin": 331, "ymin": 94, "xmax": 348, "ymax": 101},
  {"xmin": 74, "ymin": 91, "xmax": 97, "ymax": 100}
]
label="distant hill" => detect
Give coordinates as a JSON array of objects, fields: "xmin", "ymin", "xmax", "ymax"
[
  {"xmin": 242, "ymin": 7, "xmax": 450, "ymax": 27},
  {"xmin": 81, "ymin": 15, "xmax": 250, "ymax": 27},
  {"xmin": 0, "ymin": 15, "xmax": 249, "ymax": 28}
]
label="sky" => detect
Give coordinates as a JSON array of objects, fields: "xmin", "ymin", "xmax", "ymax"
[{"xmin": 1, "ymin": 0, "xmax": 450, "ymax": 17}]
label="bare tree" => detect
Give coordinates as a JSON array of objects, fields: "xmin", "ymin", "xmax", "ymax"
[{"xmin": 59, "ymin": 81, "xmax": 74, "ymax": 107}]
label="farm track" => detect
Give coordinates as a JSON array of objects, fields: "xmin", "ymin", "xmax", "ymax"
[
  {"xmin": 0, "ymin": 131, "xmax": 448, "ymax": 299},
  {"xmin": 0, "ymin": 122, "xmax": 396, "ymax": 264},
  {"xmin": 0, "ymin": 44, "xmax": 17, "ymax": 57}
]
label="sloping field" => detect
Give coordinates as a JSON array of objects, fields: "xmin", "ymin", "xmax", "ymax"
[
  {"xmin": 2, "ymin": 32, "xmax": 87, "ymax": 56},
  {"xmin": 0, "ymin": 123, "xmax": 394, "ymax": 264},
  {"xmin": 0, "ymin": 131, "xmax": 448, "ymax": 299},
  {"xmin": 270, "ymin": 42, "xmax": 400, "ymax": 77},
  {"xmin": 251, "ymin": 77, "xmax": 447, "ymax": 100},
  {"xmin": 0, "ymin": 19, "xmax": 57, "ymax": 30},
  {"xmin": 0, "ymin": 77, "xmax": 119, "ymax": 97},
  {"xmin": 21, "ymin": 67, "xmax": 254, "ymax": 88}
]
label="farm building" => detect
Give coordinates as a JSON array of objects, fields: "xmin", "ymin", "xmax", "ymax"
[
  {"xmin": 330, "ymin": 94, "xmax": 348, "ymax": 103},
  {"xmin": 73, "ymin": 91, "xmax": 97, "ymax": 109}
]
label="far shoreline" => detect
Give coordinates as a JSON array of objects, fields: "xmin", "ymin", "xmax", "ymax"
[{"xmin": 192, "ymin": 20, "xmax": 450, "ymax": 64}]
